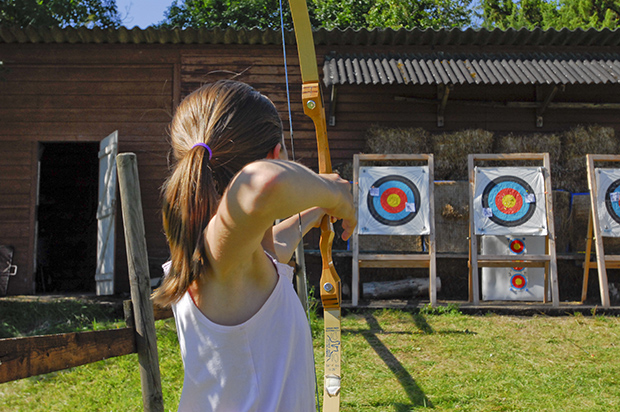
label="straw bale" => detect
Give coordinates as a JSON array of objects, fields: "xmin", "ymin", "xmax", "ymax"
[
  {"xmin": 558, "ymin": 125, "xmax": 617, "ymax": 192},
  {"xmin": 365, "ymin": 125, "xmax": 431, "ymax": 155},
  {"xmin": 337, "ymin": 161, "xmax": 354, "ymax": 181},
  {"xmin": 494, "ymin": 132, "xmax": 561, "ymax": 168},
  {"xmin": 435, "ymin": 181, "xmax": 469, "ymax": 253},
  {"xmin": 432, "ymin": 129, "xmax": 494, "ymax": 180},
  {"xmin": 359, "ymin": 235, "xmax": 423, "ymax": 252}
]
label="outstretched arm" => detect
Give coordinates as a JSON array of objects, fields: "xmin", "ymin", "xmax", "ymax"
[{"xmin": 205, "ymin": 160, "xmax": 356, "ymax": 277}]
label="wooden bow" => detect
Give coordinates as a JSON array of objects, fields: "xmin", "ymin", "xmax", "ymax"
[{"xmin": 287, "ymin": 1, "xmax": 342, "ymax": 410}]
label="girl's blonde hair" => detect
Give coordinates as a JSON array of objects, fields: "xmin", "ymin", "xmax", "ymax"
[{"xmin": 154, "ymin": 80, "xmax": 283, "ymax": 307}]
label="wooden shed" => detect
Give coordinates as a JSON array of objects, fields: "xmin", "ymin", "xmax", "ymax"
[{"xmin": 1, "ymin": 26, "xmax": 620, "ymax": 298}]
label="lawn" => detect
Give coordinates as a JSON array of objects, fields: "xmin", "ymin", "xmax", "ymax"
[{"xmin": 1, "ymin": 299, "xmax": 619, "ymax": 411}]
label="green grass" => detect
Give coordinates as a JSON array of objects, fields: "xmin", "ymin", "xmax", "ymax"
[
  {"xmin": 0, "ymin": 297, "xmax": 123, "ymax": 338},
  {"xmin": 1, "ymin": 301, "xmax": 620, "ymax": 411}
]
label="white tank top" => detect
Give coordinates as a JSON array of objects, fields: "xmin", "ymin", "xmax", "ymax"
[{"xmin": 170, "ymin": 256, "xmax": 316, "ymax": 412}]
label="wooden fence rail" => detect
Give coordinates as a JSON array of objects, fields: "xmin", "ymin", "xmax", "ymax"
[
  {"xmin": 0, "ymin": 328, "xmax": 135, "ymax": 383},
  {"xmin": 0, "ymin": 153, "xmax": 171, "ymax": 412},
  {"xmin": 0, "ymin": 303, "xmax": 172, "ymax": 384}
]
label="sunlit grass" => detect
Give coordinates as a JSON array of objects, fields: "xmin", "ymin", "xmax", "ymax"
[{"xmin": 1, "ymin": 301, "xmax": 619, "ymax": 411}]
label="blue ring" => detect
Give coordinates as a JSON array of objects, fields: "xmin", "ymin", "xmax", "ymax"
[
  {"xmin": 367, "ymin": 175, "xmax": 419, "ymax": 226},
  {"xmin": 481, "ymin": 176, "xmax": 535, "ymax": 227}
]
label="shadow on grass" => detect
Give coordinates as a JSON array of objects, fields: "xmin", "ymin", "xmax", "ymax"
[
  {"xmin": 0, "ymin": 298, "xmax": 122, "ymax": 338},
  {"xmin": 349, "ymin": 312, "xmax": 434, "ymax": 409},
  {"xmin": 411, "ymin": 312, "xmax": 434, "ymax": 335},
  {"xmin": 413, "ymin": 309, "xmax": 477, "ymax": 336}
]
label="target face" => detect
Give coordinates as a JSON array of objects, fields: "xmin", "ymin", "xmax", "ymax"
[
  {"xmin": 482, "ymin": 176, "xmax": 536, "ymax": 227},
  {"xmin": 509, "ymin": 239, "xmax": 525, "ymax": 254},
  {"xmin": 358, "ymin": 166, "xmax": 430, "ymax": 235},
  {"xmin": 510, "ymin": 274, "xmax": 528, "ymax": 290},
  {"xmin": 604, "ymin": 179, "xmax": 620, "ymax": 224},
  {"xmin": 367, "ymin": 175, "xmax": 419, "ymax": 226},
  {"xmin": 595, "ymin": 169, "xmax": 620, "ymax": 237},
  {"xmin": 474, "ymin": 167, "xmax": 547, "ymax": 236}
]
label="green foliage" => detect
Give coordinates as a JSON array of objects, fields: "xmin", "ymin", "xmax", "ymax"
[
  {"xmin": 362, "ymin": 0, "xmax": 472, "ymax": 29},
  {"xmin": 159, "ymin": 0, "xmax": 473, "ymax": 30},
  {"xmin": 481, "ymin": 0, "xmax": 620, "ymax": 29},
  {"xmin": 419, "ymin": 302, "xmax": 462, "ymax": 316},
  {"xmin": 0, "ymin": 0, "xmax": 121, "ymax": 28},
  {"xmin": 160, "ymin": 0, "xmax": 296, "ymax": 29}
]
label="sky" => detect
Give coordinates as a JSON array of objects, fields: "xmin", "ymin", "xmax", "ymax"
[{"xmin": 115, "ymin": 0, "xmax": 174, "ymax": 28}]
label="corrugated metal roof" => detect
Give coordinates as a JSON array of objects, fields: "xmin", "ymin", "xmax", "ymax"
[
  {"xmin": 322, "ymin": 52, "xmax": 620, "ymax": 86},
  {"xmin": 2, "ymin": 25, "xmax": 620, "ymax": 47}
]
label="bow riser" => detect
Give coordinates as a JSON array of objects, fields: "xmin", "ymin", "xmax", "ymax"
[
  {"xmin": 301, "ymin": 83, "xmax": 332, "ymax": 174},
  {"xmin": 288, "ymin": 1, "xmax": 342, "ymax": 409}
]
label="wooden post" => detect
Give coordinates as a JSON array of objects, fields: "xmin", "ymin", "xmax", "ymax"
[
  {"xmin": 116, "ymin": 153, "xmax": 164, "ymax": 412},
  {"xmin": 468, "ymin": 154, "xmax": 480, "ymax": 304},
  {"xmin": 542, "ymin": 154, "xmax": 559, "ymax": 307},
  {"xmin": 352, "ymin": 154, "xmax": 361, "ymax": 306},
  {"xmin": 582, "ymin": 213, "xmax": 594, "ymax": 302},
  {"xmin": 427, "ymin": 154, "xmax": 437, "ymax": 307},
  {"xmin": 585, "ymin": 154, "xmax": 612, "ymax": 307}
]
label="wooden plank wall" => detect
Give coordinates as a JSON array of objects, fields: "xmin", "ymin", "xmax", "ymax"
[
  {"xmin": 2, "ymin": 41, "xmax": 620, "ymax": 295},
  {"xmin": 0, "ymin": 43, "xmax": 177, "ymax": 294}
]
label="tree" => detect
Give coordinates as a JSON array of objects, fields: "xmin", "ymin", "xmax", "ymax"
[
  {"xmin": 160, "ymin": 0, "xmax": 296, "ymax": 30},
  {"xmin": 159, "ymin": 0, "xmax": 473, "ymax": 30},
  {"xmin": 0, "ymin": 0, "xmax": 122, "ymax": 28},
  {"xmin": 315, "ymin": 0, "xmax": 472, "ymax": 29},
  {"xmin": 481, "ymin": 0, "xmax": 620, "ymax": 29}
]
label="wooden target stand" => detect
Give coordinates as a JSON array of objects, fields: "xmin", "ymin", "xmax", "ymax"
[
  {"xmin": 351, "ymin": 154, "xmax": 437, "ymax": 307},
  {"xmin": 581, "ymin": 154, "xmax": 615, "ymax": 307},
  {"xmin": 468, "ymin": 153, "xmax": 559, "ymax": 307}
]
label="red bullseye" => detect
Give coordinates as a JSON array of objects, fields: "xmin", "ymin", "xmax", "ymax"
[
  {"xmin": 509, "ymin": 239, "xmax": 525, "ymax": 254},
  {"xmin": 380, "ymin": 187, "xmax": 407, "ymax": 214},
  {"xmin": 511, "ymin": 274, "xmax": 527, "ymax": 290},
  {"xmin": 495, "ymin": 188, "xmax": 523, "ymax": 214}
]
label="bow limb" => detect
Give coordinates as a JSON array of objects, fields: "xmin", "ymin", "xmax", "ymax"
[{"xmin": 288, "ymin": 0, "xmax": 342, "ymax": 410}]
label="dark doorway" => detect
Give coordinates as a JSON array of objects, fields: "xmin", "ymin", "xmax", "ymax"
[{"xmin": 36, "ymin": 143, "xmax": 99, "ymax": 293}]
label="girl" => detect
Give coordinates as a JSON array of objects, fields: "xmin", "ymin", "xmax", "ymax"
[{"xmin": 154, "ymin": 80, "xmax": 356, "ymax": 411}]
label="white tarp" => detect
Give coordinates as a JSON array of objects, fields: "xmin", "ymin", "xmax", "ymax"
[
  {"xmin": 474, "ymin": 167, "xmax": 547, "ymax": 236},
  {"xmin": 481, "ymin": 235, "xmax": 547, "ymax": 301},
  {"xmin": 358, "ymin": 166, "xmax": 430, "ymax": 235},
  {"xmin": 596, "ymin": 168, "xmax": 620, "ymax": 237}
]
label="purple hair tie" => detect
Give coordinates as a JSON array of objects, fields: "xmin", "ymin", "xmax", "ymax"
[{"xmin": 192, "ymin": 143, "xmax": 212, "ymax": 160}]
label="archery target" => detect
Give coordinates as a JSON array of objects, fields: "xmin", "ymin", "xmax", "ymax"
[
  {"xmin": 509, "ymin": 238, "xmax": 525, "ymax": 254},
  {"xmin": 481, "ymin": 235, "xmax": 547, "ymax": 301},
  {"xmin": 595, "ymin": 168, "xmax": 620, "ymax": 237},
  {"xmin": 510, "ymin": 273, "xmax": 528, "ymax": 290},
  {"xmin": 358, "ymin": 166, "xmax": 430, "ymax": 235},
  {"xmin": 474, "ymin": 167, "xmax": 547, "ymax": 236}
]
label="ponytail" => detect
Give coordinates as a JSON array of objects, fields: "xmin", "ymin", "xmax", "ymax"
[{"xmin": 153, "ymin": 145, "xmax": 217, "ymax": 307}]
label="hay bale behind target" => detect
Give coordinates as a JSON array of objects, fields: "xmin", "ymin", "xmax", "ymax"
[
  {"xmin": 365, "ymin": 126, "xmax": 432, "ymax": 160},
  {"xmin": 432, "ymin": 129, "xmax": 494, "ymax": 180},
  {"xmin": 494, "ymin": 132, "xmax": 561, "ymax": 170},
  {"xmin": 558, "ymin": 125, "xmax": 617, "ymax": 192}
]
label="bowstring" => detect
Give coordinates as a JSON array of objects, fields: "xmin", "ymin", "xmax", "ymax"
[{"xmin": 279, "ymin": 2, "xmax": 320, "ymax": 410}]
